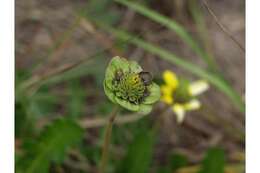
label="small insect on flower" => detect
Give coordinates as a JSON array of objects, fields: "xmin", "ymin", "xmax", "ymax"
[
  {"xmin": 104, "ymin": 56, "xmax": 161, "ymax": 115},
  {"xmin": 139, "ymin": 72, "xmax": 153, "ymax": 86},
  {"xmin": 160, "ymin": 70, "xmax": 209, "ymax": 123}
]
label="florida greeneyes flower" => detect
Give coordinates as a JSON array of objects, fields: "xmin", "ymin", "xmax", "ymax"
[
  {"xmin": 161, "ymin": 70, "xmax": 209, "ymax": 123},
  {"xmin": 104, "ymin": 56, "xmax": 161, "ymax": 115}
]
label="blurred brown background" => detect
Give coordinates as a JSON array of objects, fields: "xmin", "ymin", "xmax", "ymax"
[{"xmin": 15, "ymin": 0, "xmax": 245, "ymax": 172}]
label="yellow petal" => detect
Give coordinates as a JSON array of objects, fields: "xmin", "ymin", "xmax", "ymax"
[
  {"xmin": 161, "ymin": 95, "xmax": 173, "ymax": 105},
  {"xmin": 163, "ymin": 70, "xmax": 179, "ymax": 90},
  {"xmin": 184, "ymin": 99, "xmax": 201, "ymax": 111},
  {"xmin": 188, "ymin": 80, "xmax": 209, "ymax": 96},
  {"xmin": 161, "ymin": 84, "xmax": 173, "ymax": 96},
  {"xmin": 172, "ymin": 103, "xmax": 186, "ymax": 124}
]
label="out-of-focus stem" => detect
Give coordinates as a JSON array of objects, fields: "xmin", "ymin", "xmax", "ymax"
[{"xmin": 99, "ymin": 106, "xmax": 120, "ymax": 173}]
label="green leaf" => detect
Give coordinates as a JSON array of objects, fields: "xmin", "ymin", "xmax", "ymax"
[
  {"xmin": 115, "ymin": 97, "xmax": 140, "ymax": 111},
  {"xmin": 198, "ymin": 148, "xmax": 225, "ymax": 173},
  {"xmin": 15, "ymin": 101, "xmax": 35, "ymax": 138},
  {"xmin": 115, "ymin": 131, "xmax": 155, "ymax": 173},
  {"xmin": 156, "ymin": 153, "xmax": 188, "ymax": 173},
  {"xmin": 169, "ymin": 153, "xmax": 188, "ymax": 171},
  {"xmin": 104, "ymin": 81, "xmax": 116, "ymax": 103},
  {"xmin": 18, "ymin": 118, "xmax": 84, "ymax": 173},
  {"xmin": 138, "ymin": 104, "xmax": 153, "ymax": 115},
  {"xmin": 105, "ymin": 56, "xmax": 129, "ymax": 89},
  {"xmin": 16, "ymin": 69, "xmax": 32, "ymax": 88},
  {"xmin": 143, "ymin": 82, "xmax": 161, "ymax": 104}
]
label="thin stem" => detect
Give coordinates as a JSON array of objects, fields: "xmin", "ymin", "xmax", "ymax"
[
  {"xmin": 99, "ymin": 105, "xmax": 120, "ymax": 173},
  {"xmin": 202, "ymin": 0, "xmax": 245, "ymax": 52}
]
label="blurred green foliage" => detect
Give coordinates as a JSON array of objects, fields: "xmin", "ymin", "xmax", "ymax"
[
  {"xmin": 67, "ymin": 79, "xmax": 86, "ymax": 118},
  {"xmin": 115, "ymin": 130, "xmax": 155, "ymax": 173},
  {"xmin": 199, "ymin": 148, "xmax": 225, "ymax": 173},
  {"xmin": 16, "ymin": 119, "xmax": 84, "ymax": 173}
]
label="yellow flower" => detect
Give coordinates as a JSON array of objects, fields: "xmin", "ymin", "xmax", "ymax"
[
  {"xmin": 161, "ymin": 71, "xmax": 178, "ymax": 104},
  {"xmin": 160, "ymin": 84, "xmax": 174, "ymax": 104},
  {"xmin": 161, "ymin": 94, "xmax": 173, "ymax": 105},
  {"xmin": 160, "ymin": 70, "xmax": 209, "ymax": 124},
  {"xmin": 163, "ymin": 70, "xmax": 179, "ymax": 90}
]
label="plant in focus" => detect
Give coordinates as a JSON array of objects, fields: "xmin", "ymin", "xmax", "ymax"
[
  {"xmin": 104, "ymin": 56, "xmax": 160, "ymax": 115},
  {"xmin": 100, "ymin": 56, "xmax": 160, "ymax": 173},
  {"xmin": 161, "ymin": 70, "xmax": 209, "ymax": 123}
]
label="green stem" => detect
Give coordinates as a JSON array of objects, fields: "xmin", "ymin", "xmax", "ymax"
[{"xmin": 99, "ymin": 105, "xmax": 120, "ymax": 173}]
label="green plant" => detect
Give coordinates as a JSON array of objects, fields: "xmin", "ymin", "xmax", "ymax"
[
  {"xmin": 104, "ymin": 56, "xmax": 160, "ymax": 114},
  {"xmin": 15, "ymin": 1, "xmax": 245, "ymax": 172},
  {"xmin": 199, "ymin": 148, "xmax": 225, "ymax": 173},
  {"xmin": 100, "ymin": 56, "xmax": 160, "ymax": 172},
  {"xmin": 115, "ymin": 130, "xmax": 155, "ymax": 173},
  {"xmin": 16, "ymin": 118, "xmax": 84, "ymax": 173}
]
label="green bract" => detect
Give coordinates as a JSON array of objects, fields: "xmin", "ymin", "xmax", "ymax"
[{"xmin": 104, "ymin": 56, "xmax": 161, "ymax": 114}]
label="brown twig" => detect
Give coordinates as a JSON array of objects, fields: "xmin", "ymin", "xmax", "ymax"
[
  {"xmin": 20, "ymin": 57, "xmax": 93, "ymax": 92},
  {"xmin": 202, "ymin": 0, "xmax": 245, "ymax": 52},
  {"xmin": 79, "ymin": 113, "xmax": 148, "ymax": 128}
]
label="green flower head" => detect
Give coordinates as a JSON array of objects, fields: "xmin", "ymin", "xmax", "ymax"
[{"xmin": 104, "ymin": 56, "xmax": 161, "ymax": 115}]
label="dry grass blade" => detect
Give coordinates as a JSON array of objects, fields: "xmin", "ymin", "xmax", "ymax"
[
  {"xmin": 79, "ymin": 113, "xmax": 148, "ymax": 128},
  {"xmin": 202, "ymin": 0, "xmax": 245, "ymax": 52}
]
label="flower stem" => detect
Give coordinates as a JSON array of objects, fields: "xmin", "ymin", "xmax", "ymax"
[{"xmin": 99, "ymin": 105, "xmax": 119, "ymax": 173}]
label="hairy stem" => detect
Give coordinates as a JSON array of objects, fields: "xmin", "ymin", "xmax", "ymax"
[{"xmin": 99, "ymin": 105, "xmax": 120, "ymax": 173}]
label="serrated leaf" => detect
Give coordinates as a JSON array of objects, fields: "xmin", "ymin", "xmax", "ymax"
[
  {"xmin": 198, "ymin": 148, "xmax": 225, "ymax": 173},
  {"xmin": 17, "ymin": 118, "xmax": 84, "ymax": 173}
]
